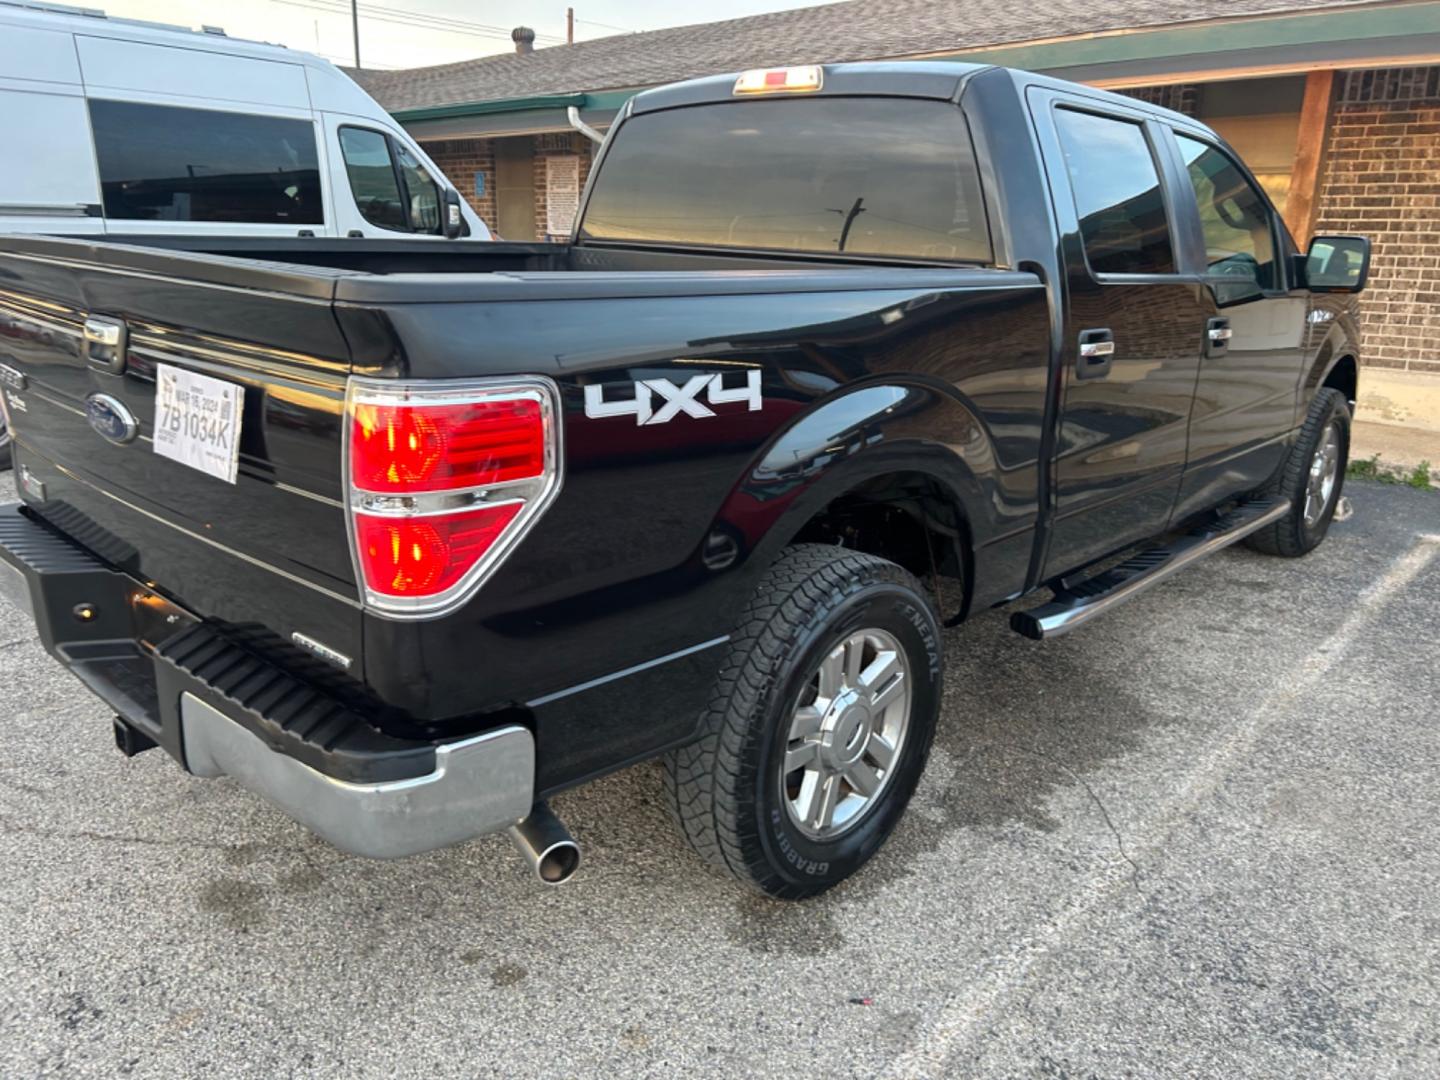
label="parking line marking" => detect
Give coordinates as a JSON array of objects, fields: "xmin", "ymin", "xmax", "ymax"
[{"xmin": 883, "ymin": 534, "xmax": 1440, "ymax": 1079}]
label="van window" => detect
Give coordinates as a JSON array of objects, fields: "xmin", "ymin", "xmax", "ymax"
[
  {"xmin": 1053, "ymin": 109, "xmax": 1175, "ymax": 276},
  {"xmin": 338, "ymin": 127, "xmax": 407, "ymax": 230},
  {"xmin": 1175, "ymin": 134, "xmax": 1278, "ymax": 300},
  {"xmin": 339, "ymin": 127, "xmax": 443, "ymax": 235},
  {"xmin": 89, "ymin": 100, "xmax": 322, "ymax": 225},
  {"xmin": 580, "ymin": 98, "xmax": 991, "ymax": 263},
  {"xmin": 396, "ymin": 143, "xmax": 442, "ymax": 233}
]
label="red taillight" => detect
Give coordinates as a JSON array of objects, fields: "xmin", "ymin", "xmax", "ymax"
[
  {"xmin": 351, "ymin": 398, "xmax": 545, "ymax": 493},
  {"xmin": 354, "ymin": 504, "xmax": 522, "ymax": 597},
  {"xmin": 346, "ymin": 378, "xmax": 560, "ymax": 617}
]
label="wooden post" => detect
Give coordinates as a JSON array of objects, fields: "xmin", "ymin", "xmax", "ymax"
[
  {"xmin": 1284, "ymin": 69, "xmax": 1336, "ymax": 245},
  {"xmin": 567, "ymin": 7, "xmax": 575, "ymax": 45}
]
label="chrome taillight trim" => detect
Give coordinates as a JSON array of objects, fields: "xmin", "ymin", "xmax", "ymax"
[{"xmin": 343, "ymin": 374, "xmax": 564, "ymax": 620}]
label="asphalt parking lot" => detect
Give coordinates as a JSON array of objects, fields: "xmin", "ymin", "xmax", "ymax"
[{"xmin": 0, "ymin": 478, "xmax": 1436, "ymax": 1079}]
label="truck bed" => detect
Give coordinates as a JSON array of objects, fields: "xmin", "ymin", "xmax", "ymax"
[{"xmin": 0, "ymin": 232, "xmax": 1051, "ymax": 797}]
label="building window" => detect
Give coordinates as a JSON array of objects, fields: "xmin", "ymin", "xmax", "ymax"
[
  {"xmin": 1053, "ymin": 108, "xmax": 1175, "ymax": 276},
  {"xmin": 90, "ymin": 100, "xmax": 322, "ymax": 225}
]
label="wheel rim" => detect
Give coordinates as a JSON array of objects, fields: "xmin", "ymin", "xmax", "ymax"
[
  {"xmin": 780, "ymin": 627, "xmax": 911, "ymax": 841},
  {"xmin": 1304, "ymin": 422, "xmax": 1341, "ymax": 527}
]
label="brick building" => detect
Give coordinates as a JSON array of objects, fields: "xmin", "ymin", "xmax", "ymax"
[{"xmin": 351, "ymin": 0, "xmax": 1440, "ymax": 430}]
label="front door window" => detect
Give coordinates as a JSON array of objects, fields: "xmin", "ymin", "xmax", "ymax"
[{"xmin": 1175, "ymin": 134, "xmax": 1279, "ymax": 304}]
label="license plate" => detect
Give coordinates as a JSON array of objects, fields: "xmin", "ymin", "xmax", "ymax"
[{"xmin": 153, "ymin": 363, "xmax": 242, "ymax": 484}]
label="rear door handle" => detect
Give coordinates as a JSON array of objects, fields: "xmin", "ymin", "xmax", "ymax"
[
  {"xmin": 1206, "ymin": 316, "xmax": 1232, "ymax": 358},
  {"xmin": 1076, "ymin": 328, "xmax": 1114, "ymax": 380}
]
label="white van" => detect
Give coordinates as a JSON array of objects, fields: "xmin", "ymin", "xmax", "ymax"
[{"xmin": 0, "ymin": 0, "xmax": 490, "ymax": 240}]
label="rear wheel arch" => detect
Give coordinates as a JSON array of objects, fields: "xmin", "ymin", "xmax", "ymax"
[
  {"xmin": 720, "ymin": 446, "xmax": 983, "ymax": 626},
  {"xmin": 710, "ymin": 382, "xmax": 1000, "ymax": 622}
]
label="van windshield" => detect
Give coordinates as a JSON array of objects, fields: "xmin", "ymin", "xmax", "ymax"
[{"xmin": 580, "ymin": 97, "xmax": 991, "ymax": 263}]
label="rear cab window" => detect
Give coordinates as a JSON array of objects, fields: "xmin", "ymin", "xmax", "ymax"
[
  {"xmin": 580, "ymin": 97, "xmax": 992, "ymax": 263},
  {"xmin": 89, "ymin": 100, "xmax": 322, "ymax": 225},
  {"xmin": 339, "ymin": 126, "xmax": 443, "ymax": 235}
]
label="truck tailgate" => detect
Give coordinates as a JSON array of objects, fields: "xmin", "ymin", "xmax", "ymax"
[{"xmin": 0, "ymin": 238, "xmax": 361, "ymax": 662}]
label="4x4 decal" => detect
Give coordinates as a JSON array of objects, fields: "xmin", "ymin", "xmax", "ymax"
[{"xmin": 583, "ymin": 371, "xmax": 762, "ymax": 426}]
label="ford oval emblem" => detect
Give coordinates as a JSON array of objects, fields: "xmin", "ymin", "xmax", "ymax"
[{"xmin": 85, "ymin": 393, "xmax": 139, "ymax": 445}]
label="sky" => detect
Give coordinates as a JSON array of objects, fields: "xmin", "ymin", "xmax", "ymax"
[{"xmin": 94, "ymin": 0, "xmax": 835, "ymax": 71}]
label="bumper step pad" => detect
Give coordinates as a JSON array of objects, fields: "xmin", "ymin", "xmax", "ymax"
[{"xmin": 155, "ymin": 623, "xmax": 437, "ymax": 784}]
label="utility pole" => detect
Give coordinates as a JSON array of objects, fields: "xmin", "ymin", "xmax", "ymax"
[
  {"xmin": 566, "ymin": 7, "xmax": 574, "ymax": 44},
  {"xmin": 352, "ymin": 0, "xmax": 361, "ymax": 68}
]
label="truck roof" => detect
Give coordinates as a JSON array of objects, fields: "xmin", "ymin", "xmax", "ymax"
[{"xmin": 630, "ymin": 60, "xmax": 1201, "ymax": 131}]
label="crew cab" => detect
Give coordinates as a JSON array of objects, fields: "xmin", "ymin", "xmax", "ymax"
[{"xmin": 0, "ymin": 62, "xmax": 1369, "ymax": 897}]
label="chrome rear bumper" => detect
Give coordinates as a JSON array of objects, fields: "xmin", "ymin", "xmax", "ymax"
[{"xmin": 181, "ymin": 693, "xmax": 535, "ymax": 859}]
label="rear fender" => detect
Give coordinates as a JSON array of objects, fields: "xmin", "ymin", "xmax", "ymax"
[{"xmin": 711, "ymin": 380, "xmax": 1022, "ymax": 618}]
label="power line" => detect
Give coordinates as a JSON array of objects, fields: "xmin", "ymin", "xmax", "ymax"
[
  {"xmin": 574, "ymin": 17, "xmax": 634, "ymax": 33},
  {"xmin": 270, "ymin": 0, "xmax": 566, "ymax": 45}
]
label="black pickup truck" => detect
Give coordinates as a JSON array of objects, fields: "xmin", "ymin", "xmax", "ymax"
[{"xmin": 0, "ymin": 62, "xmax": 1369, "ymax": 898}]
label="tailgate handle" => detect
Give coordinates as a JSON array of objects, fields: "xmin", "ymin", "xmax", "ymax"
[{"xmin": 83, "ymin": 315, "xmax": 128, "ymax": 375}]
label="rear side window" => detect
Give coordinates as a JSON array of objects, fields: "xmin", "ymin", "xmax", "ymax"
[
  {"xmin": 581, "ymin": 98, "xmax": 991, "ymax": 263},
  {"xmin": 1175, "ymin": 134, "xmax": 1278, "ymax": 299},
  {"xmin": 89, "ymin": 100, "xmax": 322, "ymax": 225},
  {"xmin": 339, "ymin": 127, "xmax": 443, "ymax": 235},
  {"xmin": 1053, "ymin": 108, "xmax": 1175, "ymax": 275}
]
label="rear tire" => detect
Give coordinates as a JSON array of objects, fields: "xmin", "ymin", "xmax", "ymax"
[
  {"xmin": 1245, "ymin": 387, "xmax": 1350, "ymax": 557},
  {"xmin": 664, "ymin": 544, "xmax": 942, "ymax": 899}
]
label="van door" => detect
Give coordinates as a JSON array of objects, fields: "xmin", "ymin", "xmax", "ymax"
[
  {"xmin": 0, "ymin": 24, "xmax": 103, "ymax": 235},
  {"xmin": 324, "ymin": 118, "xmax": 479, "ymax": 239},
  {"xmin": 1028, "ymin": 89, "xmax": 1208, "ymax": 576},
  {"xmin": 326, "ymin": 120, "xmax": 437, "ymax": 238}
]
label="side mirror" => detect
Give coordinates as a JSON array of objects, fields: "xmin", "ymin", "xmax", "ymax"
[
  {"xmin": 443, "ymin": 188, "xmax": 464, "ymax": 240},
  {"xmin": 1304, "ymin": 235, "xmax": 1370, "ymax": 293}
]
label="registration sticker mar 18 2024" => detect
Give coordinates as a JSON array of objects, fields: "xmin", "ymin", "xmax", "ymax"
[{"xmin": 153, "ymin": 363, "xmax": 243, "ymax": 485}]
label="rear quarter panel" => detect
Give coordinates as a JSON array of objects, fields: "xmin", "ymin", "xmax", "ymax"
[{"xmin": 349, "ymin": 271, "xmax": 1051, "ymax": 790}]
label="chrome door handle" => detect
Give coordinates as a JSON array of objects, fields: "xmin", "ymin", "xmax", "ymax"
[
  {"xmin": 1076, "ymin": 328, "xmax": 1114, "ymax": 380},
  {"xmin": 1205, "ymin": 316, "xmax": 1231, "ymax": 358}
]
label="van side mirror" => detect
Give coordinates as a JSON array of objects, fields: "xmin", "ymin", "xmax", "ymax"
[
  {"xmin": 1303, "ymin": 235, "xmax": 1370, "ymax": 293},
  {"xmin": 443, "ymin": 188, "xmax": 464, "ymax": 240}
]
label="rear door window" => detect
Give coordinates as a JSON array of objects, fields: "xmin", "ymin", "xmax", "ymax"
[
  {"xmin": 89, "ymin": 100, "xmax": 322, "ymax": 225},
  {"xmin": 580, "ymin": 97, "xmax": 991, "ymax": 263},
  {"xmin": 1052, "ymin": 108, "xmax": 1175, "ymax": 275},
  {"xmin": 339, "ymin": 127, "xmax": 443, "ymax": 235}
]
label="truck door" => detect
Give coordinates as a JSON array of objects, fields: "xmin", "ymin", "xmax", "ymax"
[
  {"xmin": 1163, "ymin": 130, "xmax": 1309, "ymax": 521},
  {"xmin": 1029, "ymin": 91, "xmax": 1207, "ymax": 575}
]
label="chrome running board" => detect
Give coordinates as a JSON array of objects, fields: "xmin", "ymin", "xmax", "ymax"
[{"xmin": 1011, "ymin": 497, "xmax": 1289, "ymax": 640}]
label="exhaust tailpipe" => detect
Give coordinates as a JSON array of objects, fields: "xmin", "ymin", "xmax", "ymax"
[{"xmin": 508, "ymin": 802, "xmax": 580, "ymax": 884}]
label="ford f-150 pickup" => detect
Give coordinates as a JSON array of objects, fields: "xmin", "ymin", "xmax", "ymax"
[{"xmin": 0, "ymin": 62, "xmax": 1370, "ymax": 897}]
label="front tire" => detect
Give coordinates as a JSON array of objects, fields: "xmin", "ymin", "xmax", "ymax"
[
  {"xmin": 664, "ymin": 545, "xmax": 942, "ymax": 899},
  {"xmin": 1245, "ymin": 387, "xmax": 1350, "ymax": 557}
]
